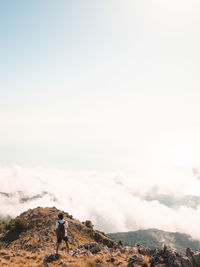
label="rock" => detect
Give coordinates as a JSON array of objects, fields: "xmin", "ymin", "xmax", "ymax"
[
  {"xmin": 128, "ymin": 254, "xmax": 143, "ymax": 264},
  {"xmin": 72, "ymin": 242, "xmax": 102, "ymax": 257},
  {"xmin": 127, "ymin": 262, "xmax": 135, "ymax": 267},
  {"xmin": 180, "ymin": 256, "xmax": 192, "ymax": 267},
  {"xmin": 136, "ymin": 244, "xmax": 151, "ymax": 256},
  {"xmin": 44, "ymin": 253, "xmax": 61, "ymax": 263},
  {"xmin": 110, "ymin": 257, "xmax": 115, "ymax": 262},
  {"xmin": 120, "ymin": 246, "xmax": 136, "ymax": 255},
  {"xmin": 107, "ymin": 257, "xmax": 115, "ymax": 262},
  {"xmin": 83, "ymin": 220, "xmax": 93, "ymax": 229},
  {"xmin": 93, "ymin": 231, "xmax": 115, "ymax": 248},
  {"xmin": 186, "ymin": 248, "xmax": 200, "ymax": 267},
  {"xmin": 79, "ymin": 242, "xmax": 101, "ymax": 254},
  {"xmin": 150, "ymin": 245, "xmax": 192, "ymax": 267},
  {"xmin": 193, "ymin": 253, "xmax": 200, "ymax": 267},
  {"xmin": 72, "ymin": 248, "xmax": 93, "ymax": 257},
  {"xmin": 68, "ymin": 231, "xmax": 79, "ymax": 245}
]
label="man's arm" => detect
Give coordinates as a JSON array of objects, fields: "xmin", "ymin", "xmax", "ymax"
[{"xmin": 65, "ymin": 221, "xmax": 68, "ymax": 229}]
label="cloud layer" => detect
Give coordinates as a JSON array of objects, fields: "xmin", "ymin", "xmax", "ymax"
[{"xmin": 1, "ymin": 165, "xmax": 200, "ymax": 239}]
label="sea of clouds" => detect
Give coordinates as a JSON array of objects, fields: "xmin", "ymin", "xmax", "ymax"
[{"xmin": 1, "ymin": 165, "xmax": 200, "ymax": 239}]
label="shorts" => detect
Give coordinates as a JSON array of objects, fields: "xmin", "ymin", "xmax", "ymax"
[{"xmin": 57, "ymin": 236, "xmax": 68, "ymax": 244}]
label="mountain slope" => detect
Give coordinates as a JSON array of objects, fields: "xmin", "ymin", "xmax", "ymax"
[
  {"xmin": 0, "ymin": 207, "xmax": 152, "ymax": 266},
  {"xmin": 0, "ymin": 206, "xmax": 114, "ymax": 252}
]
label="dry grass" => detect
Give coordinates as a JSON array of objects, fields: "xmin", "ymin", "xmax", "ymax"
[
  {"xmin": 0, "ymin": 250, "xmax": 152, "ymax": 267},
  {"xmin": 85, "ymin": 255, "xmax": 103, "ymax": 267},
  {"xmin": 0, "ymin": 249, "xmax": 44, "ymax": 266}
]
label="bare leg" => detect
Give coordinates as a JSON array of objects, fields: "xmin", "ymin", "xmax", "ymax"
[
  {"xmin": 65, "ymin": 241, "xmax": 69, "ymax": 253},
  {"xmin": 56, "ymin": 242, "xmax": 60, "ymax": 254}
]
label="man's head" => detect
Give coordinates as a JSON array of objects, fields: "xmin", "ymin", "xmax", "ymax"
[{"xmin": 58, "ymin": 213, "xmax": 63, "ymax": 220}]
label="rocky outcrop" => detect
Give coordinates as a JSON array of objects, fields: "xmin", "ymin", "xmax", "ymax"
[
  {"xmin": 150, "ymin": 245, "xmax": 192, "ymax": 267},
  {"xmin": 136, "ymin": 243, "xmax": 151, "ymax": 256},
  {"xmin": 93, "ymin": 231, "xmax": 116, "ymax": 248},
  {"xmin": 72, "ymin": 242, "xmax": 101, "ymax": 256},
  {"xmin": 186, "ymin": 247, "xmax": 200, "ymax": 267},
  {"xmin": 128, "ymin": 254, "xmax": 144, "ymax": 266}
]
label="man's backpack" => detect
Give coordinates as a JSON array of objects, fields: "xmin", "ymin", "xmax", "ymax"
[{"xmin": 57, "ymin": 221, "xmax": 65, "ymax": 238}]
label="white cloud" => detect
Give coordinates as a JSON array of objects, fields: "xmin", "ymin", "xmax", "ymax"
[{"xmin": 1, "ymin": 165, "xmax": 200, "ymax": 239}]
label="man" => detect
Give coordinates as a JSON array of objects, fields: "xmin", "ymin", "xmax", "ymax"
[{"xmin": 55, "ymin": 213, "xmax": 69, "ymax": 254}]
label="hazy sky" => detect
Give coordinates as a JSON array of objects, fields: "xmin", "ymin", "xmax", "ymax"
[{"xmin": 1, "ymin": 0, "xmax": 200, "ymax": 171}]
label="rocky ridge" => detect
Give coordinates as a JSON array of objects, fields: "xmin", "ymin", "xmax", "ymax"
[{"xmin": 0, "ymin": 207, "xmax": 200, "ymax": 266}]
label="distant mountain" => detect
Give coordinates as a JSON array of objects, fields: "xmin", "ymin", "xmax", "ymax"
[
  {"xmin": 140, "ymin": 192, "xmax": 200, "ymax": 209},
  {"xmin": 107, "ymin": 229, "xmax": 200, "ymax": 253}
]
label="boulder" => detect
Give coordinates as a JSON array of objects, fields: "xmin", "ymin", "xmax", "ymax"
[
  {"xmin": 186, "ymin": 248, "xmax": 200, "ymax": 267},
  {"xmin": 128, "ymin": 254, "xmax": 143, "ymax": 264},
  {"xmin": 135, "ymin": 244, "xmax": 151, "ymax": 256},
  {"xmin": 80, "ymin": 242, "xmax": 101, "ymax": 254},
  {"xmin": 150, "ymin": 245, "xmax": 192, "ymax": 267},
  {"xmin": 44, "ymin": 253, "xmax": 61, "ymax": 263},
  {"xmin": 72, "ymin": 242, "xmax": 101, "ymax": 257},
  {"xmin": 93, "ymin": 231, "xmax": 115, "ymax": 248}
]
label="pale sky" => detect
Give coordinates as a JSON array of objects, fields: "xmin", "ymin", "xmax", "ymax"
[{"xmin": 0, "ymin": 0, "xmax": 200, "ymax": 171}]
